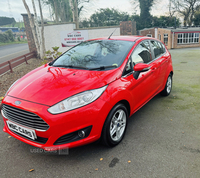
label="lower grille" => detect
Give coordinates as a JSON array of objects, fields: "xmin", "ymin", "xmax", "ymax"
[
  {"xmin": 54, "ymin": 126, "xmax": 92, "ymax": 145},
  {"xmin": 2, "ymin": 104, "xmax": 49, "ymax": 131}
]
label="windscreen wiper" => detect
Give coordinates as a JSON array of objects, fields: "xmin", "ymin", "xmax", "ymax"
[
  {"xmin": 52, "ymin": 65, "xmax": 89, "ymax": 70},
  {"xmin": 89, "ymin": 65, "xmax": 118, "ymax": 70}
]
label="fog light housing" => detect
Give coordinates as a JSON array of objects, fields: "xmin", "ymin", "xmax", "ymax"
[
  {"xmin": 54, "ymin": 126, "xmax": 93, "ymax": 145},
  {"xmin": 78, "ymin": 130, "xmax": 85, "ymax": 138}
]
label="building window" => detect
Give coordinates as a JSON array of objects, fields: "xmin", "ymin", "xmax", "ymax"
[
  {"xmin": 194, "ymin": 33, "xmax": 199, "ymax": 43},
  {"xmin": 178, "ymin": 34, "xmax": 183, "ymax": 43},
  {"xmin": 147, "ymin": 34, "xmax": 152, "ymax": 37},
  {"xmin": 158, "ymin": 34, "xmax": 161, "ymax": 40},
  {"xmin": 177, "ymin": 33, "xmax": 199, "ymax": 44},
  {"xmin": 164, "ymin": 34, "xmax": 168, "ymax": 46}
]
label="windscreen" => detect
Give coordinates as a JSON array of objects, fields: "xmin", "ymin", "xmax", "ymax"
[{"xmin": 52, "ymin": 40, "xmax": 134, "ymax": 70}]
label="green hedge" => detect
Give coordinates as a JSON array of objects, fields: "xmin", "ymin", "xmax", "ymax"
[{"xmin": 0, "ymin": 30, "xmax": 15, "ymax": 43}]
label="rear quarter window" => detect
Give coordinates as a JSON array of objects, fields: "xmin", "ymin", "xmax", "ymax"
[{"xmin": 150, "ymin": 40, "xmax": 166, "ymax": 59}]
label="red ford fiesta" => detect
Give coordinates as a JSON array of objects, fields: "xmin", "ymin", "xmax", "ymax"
[{"xmin": 1, "ymin": 36, "xmax": 173, "ymax": 150}]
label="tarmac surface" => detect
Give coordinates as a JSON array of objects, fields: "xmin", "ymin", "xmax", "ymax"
[
  {"xmin": 0, "ymin": 43, "xmax": 29, "ymax": 63},
  {"xmin": 0, "ymin": 47, "xmax": 200, "ymax": 178}
]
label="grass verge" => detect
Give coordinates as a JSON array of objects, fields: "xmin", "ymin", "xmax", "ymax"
[{"xmin": 0, "ymin": 40, "xmax": 28, "ymax": 46}]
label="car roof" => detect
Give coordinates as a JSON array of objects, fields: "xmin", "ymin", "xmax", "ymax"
[{"xmin": 90, "ymin": 35, "xmax": 146, "ymax": 42}]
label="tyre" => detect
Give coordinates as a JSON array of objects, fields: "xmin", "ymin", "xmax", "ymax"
[
  {"xmin": 101, "ymin": 103, "xmax": 128, "ymax": 147},
  {"xmin": 160, "ymin": 74, "xmax": 172, "ymax": 96}
]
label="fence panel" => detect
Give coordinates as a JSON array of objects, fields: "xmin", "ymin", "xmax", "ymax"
[{"xmin": 0, "ymin": 51, "xmax": 36, "ymax": 76}]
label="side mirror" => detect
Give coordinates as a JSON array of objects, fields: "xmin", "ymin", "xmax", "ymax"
[
  {"xmin": 133, "ymin": 63, "xmax": 150, "ymax": 80},
  {"xmin": 134, "ymin": 63, "xmax": 150, "ymax": 72}
]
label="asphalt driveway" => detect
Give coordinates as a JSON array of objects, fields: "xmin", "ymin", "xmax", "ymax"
[{"xmin": 0, "ymin": 47, "xmax": 200, "ymax": 178}]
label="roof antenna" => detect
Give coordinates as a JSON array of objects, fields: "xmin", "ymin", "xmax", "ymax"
[{"xmin": 108, "ymin": 28, "xmax": 117, "ymax": 39}]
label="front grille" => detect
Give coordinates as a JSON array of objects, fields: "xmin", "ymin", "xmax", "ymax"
[{"xmin": 2, "ymin": 104, "xmax": 49, "ymax": 131}]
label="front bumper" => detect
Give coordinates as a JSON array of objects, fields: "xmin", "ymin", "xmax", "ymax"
[{"xmin": 1, "ymin": 95, "xmax": 112, "ymax": 150}]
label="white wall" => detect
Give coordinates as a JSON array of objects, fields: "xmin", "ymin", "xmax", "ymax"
[
  {"xmin": 43, "ymin": 23, "xmax": 120, "ymax": 53},
  {"xmin": 43, "ymin": 23, "xmax": 76, "ymax": 53}
]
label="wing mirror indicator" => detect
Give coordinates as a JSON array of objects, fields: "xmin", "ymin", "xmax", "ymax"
[{"xmin": 134, "ymin": 63, "xmax": 150, "ymax": 72}]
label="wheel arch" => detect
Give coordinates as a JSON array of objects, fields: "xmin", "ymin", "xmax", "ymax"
[
  {"xmin": 100, "ymin": 100, "xmax": 130, "ymax": 146},
  {"xmin": 116, "ymin": 100, "xmax": 131, "ymax": 117}
]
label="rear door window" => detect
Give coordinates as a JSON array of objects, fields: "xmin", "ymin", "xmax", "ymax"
[{"xmin": 150, "ymin": 40, "xmax": 166, "ymax": 59}]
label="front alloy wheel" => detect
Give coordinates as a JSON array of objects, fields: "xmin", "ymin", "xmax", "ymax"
[
  {"xmin": 102, "ymin": 103, "xmax": 128, "ymax": 147},
  {"xmin": 110, "ymin": 109, "xmax": 126, "ymax": 142}
]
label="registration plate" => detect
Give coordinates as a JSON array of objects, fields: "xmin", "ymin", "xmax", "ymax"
[{"xmin": 6, "ymin": 120, "xmax": 37, "ymax": 140}]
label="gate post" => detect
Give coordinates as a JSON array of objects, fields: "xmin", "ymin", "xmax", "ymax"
[
  {"xmin": 120, "ymin": 21, "xmax": 137, "ymax": 36},
  {"xmin": 21, "ymin": 14, "xmax": 37, "ymax": 53}
]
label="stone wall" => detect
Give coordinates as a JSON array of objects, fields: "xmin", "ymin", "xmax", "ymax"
[
  {"xmin": 21, "ymin": 14, "xmax": 36, "ymax": 52},
  {"xmin": 120, "ymin": 21, "xmax": 137, "ymax": 36}
]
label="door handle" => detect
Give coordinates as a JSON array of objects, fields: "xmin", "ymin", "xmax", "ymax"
[{"xmin": 151, "ymin": 66, "xmax": 157, "ymax": 70}]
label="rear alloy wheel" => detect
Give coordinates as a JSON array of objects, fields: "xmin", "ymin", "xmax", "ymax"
[
  {"xmin": 102, "ymin": 103, "xmax": 128, "ymax": 147},
  {"xmin": 160, "ymin": 74, "xmax": 172, "ymax": 96}
]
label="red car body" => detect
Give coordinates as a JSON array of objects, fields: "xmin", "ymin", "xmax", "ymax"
[{"xmin": 1, "ymin": 36, "xmax": 173, "ymax": 150}]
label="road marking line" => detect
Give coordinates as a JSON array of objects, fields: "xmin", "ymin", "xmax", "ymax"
[{"xmin": 0, "ymin": 49, "xmax": 29, "ymax": 59}]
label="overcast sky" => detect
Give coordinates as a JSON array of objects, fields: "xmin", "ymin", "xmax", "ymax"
[{"xmin": 0, "ymin": 0, "xmax": 170, "ymax": 22}]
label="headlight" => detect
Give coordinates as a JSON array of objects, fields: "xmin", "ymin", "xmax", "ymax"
[
  {"xmin": 48, "ymin": 85, "xmax": 107, "ymax": 114},
  {"xmin": 5, "ymin": 79, "xmax": 19, "ymax": 96}
]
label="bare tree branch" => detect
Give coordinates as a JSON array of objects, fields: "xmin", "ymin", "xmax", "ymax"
[{"xmin": 22, "ymin": 0, "xmax": 40, "ymax": 58}]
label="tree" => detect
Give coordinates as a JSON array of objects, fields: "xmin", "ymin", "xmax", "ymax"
[
  {"xmin": 139, "ymin": 0, "xmax": 154, "ymax": 27},
  {"xmin": 22, "ymin": 0, "xmax": 40, "ymax": 57},
  {"xmin": 5, "ymin": 30, "xmax": 15, "ymax": 42},
  {"xmin": 43, "ymin": 0, "xmax": 92, "ymax": 27},
  {"xmin": 129, "ymin": 14, "xmax": 181, "ymax": 30},
  {"xmin": 0, "ymin": 30, "xmax": 14, "ymax": 43},
  {"xmin": 74, "ymin": 0, "xmax": 79, "ymax": 28},
  {"xmin": 129, "ymin": 14, "xmax": 142, "ymax": 30},
  {"xmin": 31, "ymin": 0, "xmax": 41, "ymax": 54},
  {"xmin": 38, "ymin": 0, "xmax": 46, "ymax": 58},
  {"xmin": 194, "ymin": 10, "xmax": 200, "ymax": 24},
  {"xmin": 22, "ymin": 0, "xmax": 45, "ymax": 59},
  {"xmin": 69, "ymin": 0, "xmax": 92, "ymax": 28},
  {"xmin": 152, "ymin": 16, "xmax": 181, "ymax": 27},
  {"xmin": 0, "ymin": 17, "xmax": 16, "ymax": 26},
  {"xmin": 88, "ymin": 8, "xmax": 129, "ymax": 27},
  {"xmin": 131, "ymin": 0, "xmax": 156, "ymax": 29},
  {"xmin": 42, "ymin": 0, "xmax": 72, "ymax": 23},
  {"xmin": 171, "ymin": 0, "xmax": 200, "ymax": 26}
]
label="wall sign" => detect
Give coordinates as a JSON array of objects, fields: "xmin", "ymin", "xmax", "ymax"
[{"xmin": 61, "ymin": 30, "xmax": 89, "ymax": 47}]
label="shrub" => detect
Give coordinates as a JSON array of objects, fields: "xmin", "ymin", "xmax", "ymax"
[
  {"xmin": 0, "ymin": 33, "xmax": 9, "ymax": 43},
  {"xmin": 0, "ymin": 30, "xmax": 15, "ymax": 43},
  {"xmin": 44, "ymin": 46, "xmax": 62, "ymax": 60},
  {"xmin": 5, "ymin": 30, "xmax": 14, "ymax": 42}
]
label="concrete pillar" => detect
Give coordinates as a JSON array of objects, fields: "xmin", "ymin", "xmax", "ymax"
[{"xmin": 21, "ymin": 14, "xmax": 36, "ymax": 53}]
